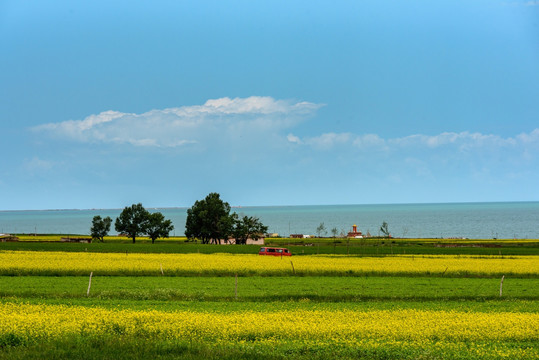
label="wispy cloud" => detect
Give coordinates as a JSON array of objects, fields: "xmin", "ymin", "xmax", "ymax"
[
  {"xmin": 303, "ymin": 132, "xmax": 352, "ymax": 149},
  {"xmin": 516, "ymin": 128, "xmax": 539, "ymax": 143},
  {"xmin": 389, "ymin": 131, "xmax": 517, "ymax": 150},
  {"xmin": 287, "ymin": 133, "xmax": 302, "ymax": 144},
  {"xmin": 33, "ymin": 97, "xmax": 324, "ymax": 148},
  {"xmin": 289, "ymin": 130, "xmax": 537, "ymax": 151}
]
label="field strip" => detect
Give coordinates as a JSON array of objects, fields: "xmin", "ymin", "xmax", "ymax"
[
  {"xmin": 0, "ymin": 251, "xmax": 538, "ymax": 277},
  {"xmin": 1, "ymin": 302, "xmax": 538, "ymax": 343},
  {"xmin": 1, "ymin": 276, "xmax": 539, "ymax": 300}
]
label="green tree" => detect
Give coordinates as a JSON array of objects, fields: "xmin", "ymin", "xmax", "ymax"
[
  {"xmin": 115, "ymin": 203, "xmax": 150, "ymax": 243},
  {"xmin": 380, "ymin": 221, "xmax": 390, "ymax": 238},
  {"xmin": 233, "ymin": 215, "xmax": 268, "ymax": 245},
  {"xmin": 90, "ymin": 215, "xmax": 112, "ymax": 242},
  {"xmin": 316, "ymin": 222, "xmax": 327, "ymax": 238},
  {"xmin": 145, "ymin": 212, "xmax": 174, "ymax": 244},
  {"xmin": 331, "ymin": 227, "xmax": 338, "ymax": 238},
  {"xmin": 219, "ymin": 212, "xmax": 238, "ymax": 244},
  {"xmin": 185, "ymin": 193, "xmax": 235, "ymax": 244}
]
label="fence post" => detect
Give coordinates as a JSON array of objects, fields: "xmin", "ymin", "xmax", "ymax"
[
  {"xmin": 87, "ymin": 272, "xmax": 93, "ymax": 297},
  {"xmin": 290, "ymin": 260, "xmax": 296, "ymax": 275},
  {"xmin": 500, "ymin": 275, "xmax": 505, "ymax": 297}
]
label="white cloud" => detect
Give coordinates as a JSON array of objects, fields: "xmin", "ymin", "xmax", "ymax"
[
  {"xmin": 352, "ymin": 134, "xmax": 386, "ymax": 149},
  {"xmin": 289, "ymin": 128, "xmax": 538, "ymax": 180},
  {"xmin": 304, "ymin": 132, "xmax": 352, "ymax": 149},
  {"xmin": 389, "ymin": 131, "xmax": 516, "ymax": 150},
  {"xmin": 516, "ymin": 128, "xmax": 539, "ymax": 144},
  {"xmin": 287, "ymin": 133, "xmax": 302, "ymax": 144},
  {"xmin": 293, "ymin": 129, "xmax": 538, "ymax": 152},
  {"xmin": 35, "ymin": 110, "xmax": 128, "ymax": 141},
  {"xmin": 33, "ymin": 97, "xmax": 324, "ymax": 148}
]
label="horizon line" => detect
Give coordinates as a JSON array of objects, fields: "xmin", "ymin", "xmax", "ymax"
[{"xmin": 1, "ymin": 200, "xmax": 538, "ymax": 212}]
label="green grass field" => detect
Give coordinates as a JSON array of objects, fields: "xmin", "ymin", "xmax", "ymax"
[{"xmin": 1, "ymin": 275, "xmax": 537, "ymax": 302}]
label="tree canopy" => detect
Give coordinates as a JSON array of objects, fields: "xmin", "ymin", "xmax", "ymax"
[
  {"xmin": 380, "ymin": 221, "xmax": 390, "ymax": 238},
  {"xmin": 145, "ymin": 212, "xmax": 174, "ymax": 244},
  {"xmin": 90, "ymin": 215, "xmax": 112, "ymax": 242},
  {"xmin": 115, "ymin": 203, "xmax": 150, "ymax": 243},
  {"xmin": 114, "ymin": 204, "xmax": 174, "ymax": 243},
  {"xmin": 316, "ymin": 222, "xmax": 327, "ymax": 238},
  {"xmin": 185, "ymin": 193, "xmax": 233, "ymax": 244},
  {"xmin": 233, "ymin": 215, "xmax": 268, "ymax": 245},
  {"xmin": 186, "ymin": 193, "xmax": 268, "ymax": 244}
]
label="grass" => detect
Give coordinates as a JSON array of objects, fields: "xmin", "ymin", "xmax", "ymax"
[
  {"xmin": 2, "ymin": 336, "xmax": 538, "ymax": 360},
  {"xmin": 1, "ymin": 276, "xmax": 538, "ymax": 302},
  {"xmin": 0, "ymin": 241, "xmax": 260, "ymax": 254}
]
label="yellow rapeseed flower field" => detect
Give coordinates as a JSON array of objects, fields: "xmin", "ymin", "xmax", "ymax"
[
  {"xmin": 0, "ymin": 251, "xmax": 537, "ymax": 277},
  {"xmin": 1, "ymin": 302, "xmax": 537, "ymax": 358}
]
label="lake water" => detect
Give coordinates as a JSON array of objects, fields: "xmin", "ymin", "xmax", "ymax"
[{"xmin": 1, "ymin": 202, "xmax": 538, "ymax": 239}]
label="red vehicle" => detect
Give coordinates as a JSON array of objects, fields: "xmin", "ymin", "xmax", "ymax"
[{"xmin": 259, "ymin": 247, "xmax": 292, "ymax": 256}]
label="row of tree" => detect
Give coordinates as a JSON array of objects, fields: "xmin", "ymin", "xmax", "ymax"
[
  {"xmin": 91, "ymin": 193, "xmax": 268, "ymax": 244},
  {"xmin": 315, "ymin": 221, "xmax": 391, "ymax": 238},
  {"xmin": 91, "ymin": 203, "xmax": 173, "ymax": 243}
]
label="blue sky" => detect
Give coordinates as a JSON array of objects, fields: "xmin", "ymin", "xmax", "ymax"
[{"xmin": 1, "ymin": 0, "xmax": 538, "ymax": 210}]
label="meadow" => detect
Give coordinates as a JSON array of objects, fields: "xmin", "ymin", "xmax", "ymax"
[
  {"xmin": 0, "ymin": 240, "xmax": 538, "ymax": 359},
  {"xmin": 2, "ymin": 275, "xmax": 539, "ymax": 301}
]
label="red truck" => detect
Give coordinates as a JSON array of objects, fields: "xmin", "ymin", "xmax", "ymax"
[{"xmin": 259, "ymin": 247, "xmax": 292, "ymax": 256}]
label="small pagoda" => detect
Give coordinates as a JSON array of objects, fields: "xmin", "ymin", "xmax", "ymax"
[{"xmin": 347, "ymin": 224, "xmax": 363, "ymax": 238}]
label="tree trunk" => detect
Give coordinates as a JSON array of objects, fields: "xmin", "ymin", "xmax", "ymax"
[{"xmin": 132, "ymin": 235, "xmax": 136, "ymax": 243}]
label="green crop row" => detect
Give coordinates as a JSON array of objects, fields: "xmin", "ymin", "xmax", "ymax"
[
  {"xmin": 1, "ymin": 276, "xmax": 537, "ymax": 302},
  {"xmin": 2, "ymin": 239, "xmax": 539, "ymax": 256},
  {"xmin": 1, "ymin": 336, "xmax": 537, "ymax": 360}
]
